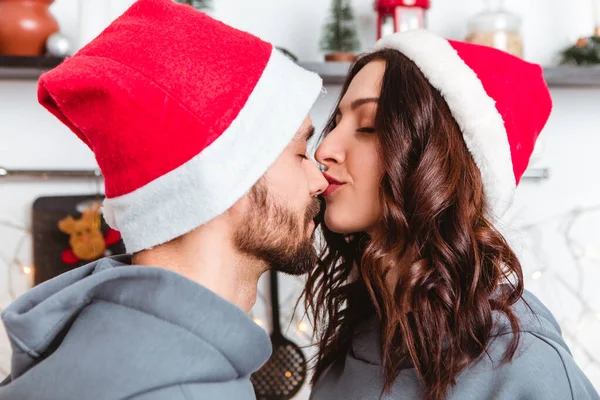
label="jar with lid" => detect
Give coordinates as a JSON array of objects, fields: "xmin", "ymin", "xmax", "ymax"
[{"xmin": 465, "ymin": 0, "xmax": 523, "ymax": 58}]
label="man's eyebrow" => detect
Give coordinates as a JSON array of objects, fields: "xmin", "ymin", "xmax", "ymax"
[{"xmin": 305, "ymin": 126, "xmax": 316, "ymax": 142}]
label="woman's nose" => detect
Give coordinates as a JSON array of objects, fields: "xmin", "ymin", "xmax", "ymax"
[{"xmin": 315, "ymin": 128, "xmax": 346, "ymax": 168}]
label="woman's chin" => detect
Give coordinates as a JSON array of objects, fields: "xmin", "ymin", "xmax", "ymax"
[{"xmin": 324, "ymin": 210, "xmax": 360, "ymax": 235}]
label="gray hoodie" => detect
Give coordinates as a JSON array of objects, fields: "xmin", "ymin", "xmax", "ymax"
[
  {"xmin": 310, "ymin": 290, "xmax": 600, "ymax": 400},
  {"xmin": 0, "ymin": 255, "xmax": 271, "ymax": 400}
]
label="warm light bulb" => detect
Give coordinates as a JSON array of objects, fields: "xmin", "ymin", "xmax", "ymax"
[
  {"xmin": 253, "ymin": 318, "xmax": 264, "ymax": 327},
  {"xmin": 22, "ymin": 266, "xmax": 33, "ymax": 275},
  {"xmin": 298, "ymin": 321, "xmax": 309, "ymax": 333},
  {"xmin": 531, "ymin": 271, "xmax": 543, "ymax": 280},
  {"xmin": 285, "ymin": 371, "xmax": 292, "ymax": 378},
  {"xmin": 583, "ymin": 247, "xmax": 599, "ymax": 260}
]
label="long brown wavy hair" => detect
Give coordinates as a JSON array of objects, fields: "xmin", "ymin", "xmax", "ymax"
[{"xmin": 303, "ymin": 49, "xmax": 525, "ymax": 400}]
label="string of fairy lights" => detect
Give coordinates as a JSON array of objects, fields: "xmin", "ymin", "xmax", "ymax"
[
  {"xmin": 0, "ymin": 217, "xmax": 33, "ymax": 376},
  {"xmin": 1, "ymin": 205, "xmax": 599, "ymax": 378},
  {"xmin": 516, "ymin": 205, "xmax": 600, "ymax": 370},
  {"xmin": 249, "ymin": 204, "xmax": 600, "ymax": 376}
]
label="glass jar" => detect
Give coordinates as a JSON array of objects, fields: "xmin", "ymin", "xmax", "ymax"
[{"xmin": 465, "ymin": 0, "xmax": 523, "ymax": 58}]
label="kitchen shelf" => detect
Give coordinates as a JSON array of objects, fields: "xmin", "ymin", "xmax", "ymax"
[
  {"xmin": 0, "ymin": 164, "xmax": 548, "ymax": 182},
  {"xmin": 2, "ymin": 57, "xmax": 598, "ymax": 87},
  {"xmin": 299, "ymin": 62, "xmax": 600, "ymax": 88},
  {"xmin": 543, "ymin": 65, "xmax": 600, "ymax": 87},
  {"xmin": 0, "ymin": 55, "xmax": 64, "ymax": 80},
  {"xmin": 299, "ymin": 62, "xmax": 352, "ymax": 85}
]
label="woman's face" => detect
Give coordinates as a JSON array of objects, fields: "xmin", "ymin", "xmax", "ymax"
[{"xmin": 315, "ymin": 60, "xmax": 386, "ymax": 235}]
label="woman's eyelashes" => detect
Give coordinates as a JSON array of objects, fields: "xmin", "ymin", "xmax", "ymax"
[{"xmin": 357, "ymin": 127, "xmax": 375, "ymax": 133}]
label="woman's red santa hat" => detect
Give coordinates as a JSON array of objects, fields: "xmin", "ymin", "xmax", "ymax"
[
  {"xmin": 375, "ymin": 30, "xmax": 553, "ymax": 218},
  {"xmin": 38, "ymin": 0, "xmax": 323, "ymax": 252}
]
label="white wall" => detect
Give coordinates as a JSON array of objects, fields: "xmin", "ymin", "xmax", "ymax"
[
  {"xmin": 212, "ymin": 0, "xmax": 599, "ymax": 66},
  {"xmin": 1, "ymin": 0, "xmax": 600, "ymax": 398}
]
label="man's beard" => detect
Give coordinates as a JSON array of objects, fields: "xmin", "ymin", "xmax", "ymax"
[{"xmin": 234, "ymin": 180, "xmax": 321, "ymax": 275}]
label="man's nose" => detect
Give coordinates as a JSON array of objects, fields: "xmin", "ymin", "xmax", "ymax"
[{"xmin": 307, "ymin": 160, "xmax": 328, "ymax": 197}]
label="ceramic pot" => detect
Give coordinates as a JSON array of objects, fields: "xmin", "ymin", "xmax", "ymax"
[
  {"xmin": 325, "ymin": 52, "xmax": 357, "ymax": 62},
  {"xmin": 0, "ymin": 0, "xmax": 60, "ymax": 56}
]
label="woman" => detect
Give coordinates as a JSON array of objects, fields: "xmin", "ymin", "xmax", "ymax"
[{"xmin": 305, "ymin": 30, "xmax": 599, "ymax": 400}]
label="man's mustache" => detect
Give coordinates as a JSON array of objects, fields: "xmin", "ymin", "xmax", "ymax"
[{"xmin": 305, "ymin": 198, "xmax": 321, "ymax": 226}]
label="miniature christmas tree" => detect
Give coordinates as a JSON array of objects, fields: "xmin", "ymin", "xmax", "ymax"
[{"xmin": 320, "ymin": 0, "xmax": 360, "ymax": 55}]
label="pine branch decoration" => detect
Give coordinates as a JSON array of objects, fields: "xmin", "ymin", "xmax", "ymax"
[
  {"xmin": 320, "ymin": 0, "xmax": 360, "ymax": 53},
  {"xmin": 561, "ymin": 36, "xmax": 600, "ymax": 65}
]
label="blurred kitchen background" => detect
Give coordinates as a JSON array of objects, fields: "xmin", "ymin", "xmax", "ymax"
[{"xmin": 1, "ymin": 0, "xmax": 600, "ymax": 398}]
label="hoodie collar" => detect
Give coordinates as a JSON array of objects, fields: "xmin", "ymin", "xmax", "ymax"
[
  {"xmin": 2, "ymin": 255, "xmax": 271, "ymax": 379},
  {"xmin": 350, "ymin": 289, "xmax": 565, "ymax": 368}
]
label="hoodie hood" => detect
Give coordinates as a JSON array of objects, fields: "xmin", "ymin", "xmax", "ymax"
[
  {"xmin": 311, "ymin": 290, "xmax": 599, "ymax": 400},
  {"xmin": 351, "ymin": 289, "xmax": 569, "ymax": 366},
  {"xmin": 0, "ymin": 255, "xmax": 271, "ymax": 399}
]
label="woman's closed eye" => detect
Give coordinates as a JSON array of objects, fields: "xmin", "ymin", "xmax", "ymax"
[{"xmin": 357, "ymin": 127, "xmax": 375, "ymax": 133}]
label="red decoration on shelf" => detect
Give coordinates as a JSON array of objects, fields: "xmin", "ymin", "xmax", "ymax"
[{"xmin": 375, "ymin": 0, "xmax": 431, "ymax": 39}]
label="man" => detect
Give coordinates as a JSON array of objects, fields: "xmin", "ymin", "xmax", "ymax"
[{"xmin": 0, "ymin": 0, "xmax": 327, "ymax": 399}]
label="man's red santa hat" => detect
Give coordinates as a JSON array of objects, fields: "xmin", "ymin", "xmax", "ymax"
[{"xmin": 38, "ymin": 0, "xmax": 323, "ymax": 252}]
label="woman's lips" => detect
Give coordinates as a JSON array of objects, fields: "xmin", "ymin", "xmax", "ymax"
[
  {"xmin": 323, "ymin": 172, "xmax": 343, "ymax": 185},
  {"xmin": 322, "ymin": 173, "xmax": 346, "ymax": 197}
]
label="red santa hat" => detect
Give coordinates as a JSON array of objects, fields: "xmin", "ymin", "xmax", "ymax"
[
  {"xmin": 38, "ymin": 0, "xmax": 323, "ymax": 252},
  {"xmin": 375, "ymin": 30, "xmax": 552, "ymax": 218}
]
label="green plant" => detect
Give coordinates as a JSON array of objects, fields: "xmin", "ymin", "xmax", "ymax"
[
  {"xmin": 320, "ymin": 0, "xmax": 360, "ymax": 53},
  {"xmin": 561, "ymin": 36, "xmax": 600, "ymax": 65}
]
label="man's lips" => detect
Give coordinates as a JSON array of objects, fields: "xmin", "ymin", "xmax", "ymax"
[{"xmin": 323, "ymin": 184, "xmax": 342, "ymax": 197}]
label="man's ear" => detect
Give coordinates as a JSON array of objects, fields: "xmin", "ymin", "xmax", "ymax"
[{"xmin": 58, "ymin": 216, "xmax": 76, "ymax": 235}]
